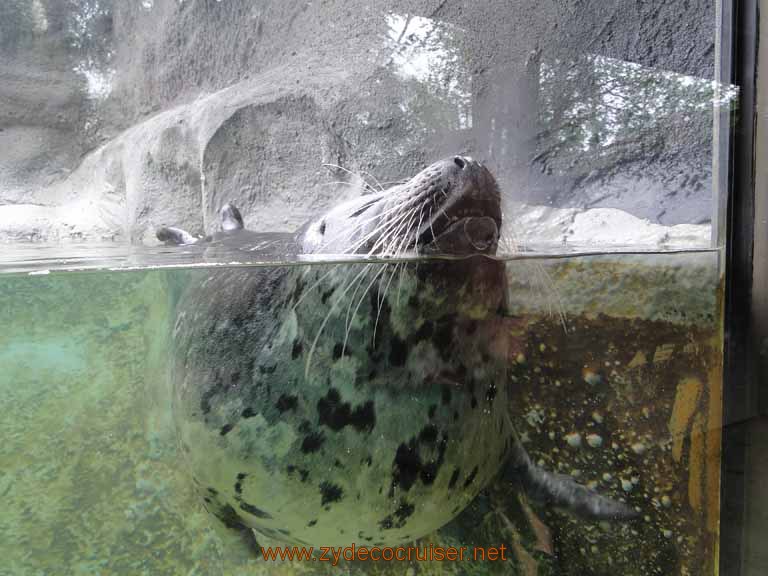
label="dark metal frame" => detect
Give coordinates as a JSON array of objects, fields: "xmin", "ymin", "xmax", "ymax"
[{"xmin": 720, "ymin": 0, "xmax": 762, "ymax": 573}]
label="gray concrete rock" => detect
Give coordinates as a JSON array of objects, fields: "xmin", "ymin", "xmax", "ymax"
[
  {"xmin": 0, "ymin": 55, "xmax": 455, "ymax": 243},
  {"xmin": 0, "ymin": 0, "xmax": 720, "ymax": 245}
]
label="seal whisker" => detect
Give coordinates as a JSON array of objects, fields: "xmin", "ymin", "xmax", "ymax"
[
  {"xmin": 305, "ymin": 263, "xmax": 373, "ymax": 378},
  {"xmin": 373, "ymin": 263, "xmax": 399, "ymax": 348},
  {"xmin": 374, "ymin": 197, "xmax": 418, "ymax": 254},
  {"xmin": 396, "ymin": 260, "xmax": 407, "ymax": 306},
  {"xmin": 502, "ymin": 233, "xmax": 520, "ymax": 254},
  {"xmin": 437, "ymin": 204, "xmax": 450, "ymax": 221},
  {"xmin": 374, "ymin": 208, "xmax": 413, "ymax": 255},
  {"xmin": 321, "ymin": 216, "xmax": 380, "ymax": 254},
  {"xmin": 402, "ymin": 202, "xmax": 427, "ymax": 254},
  {"xmin": 498, "ymin": 224, "xmax": 522, "ymax": 256},
  {"xmin": 377, "ymin": 179, "xmax": 409, "ymax": 186},
  {"xmin": 359, "ymin": 170, "xmax": 386, "ymax": 192},
  {"xmin": 356, "ymin": 202, "xmax": 407, "ymax": 246},
  {"xmin": 528, "ymin": 264, "xmax": 553, "ymax": 319},
  {"xmin": 319, "ymin": 181, "xmax": 370, "ymax": 189},
  {"xmin": 343, "ymin": 208, "xmax": 408, "ymax": 255},
  {"xmin": 317, "ymin": 212, "xmax": 373, "ymax": 251},
  {"xmin": 342, "ymin": 264, "xmax": 388, "ymax": 356},
  {"xmin": 343, "ymin": 262, "xmax": 376, "ymax": 341},
  {"xmin": 322, "ymin": 198, "xmax": 411, "ymax": 253},
  {"xmin": 377, "ymin": 207, "xmax": 418, "ymax": 256},
  {"xmin": 293, "ymin": 264, "xmax": 342, "ymax": 310},
  {"xmin": 322, "ymin": 163, "xmax": 378, "ymax": 194},
  {"xmin": 357, "ymin": 205, "xmax": 414, "ymax": 256},
  {"xmin": 413, "ymin": 203, "xmax": 426, "ymax": 255},
  {"xmin": 390, "ymin": 207, "xmax": 420, "ymax": 257},
  {"xmin": 391, "ymin": 207, "xmax": 420, "ymax": 255},
  {"xmin": 358, "ymin": 204, "xmax": 411, "ymax": 247},
  {"xmin": 380, "ymin": 198, "xmax": 427, "ymax": 255},
  {"xmin": 532, "ymin": 262, "xmax": 569, "ymax": 333},
  {"xmin": 428, "ymin": 205, "xmax": 437, "ymax": 245}
]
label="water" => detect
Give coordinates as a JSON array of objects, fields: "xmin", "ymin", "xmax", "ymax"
[{"xmin": 0, "ymin": 247, "xmax": 723, "ymax": 576}]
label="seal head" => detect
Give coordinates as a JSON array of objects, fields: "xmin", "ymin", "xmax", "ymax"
[{"xmin": 301, "ymin": 156, "xmax": 501, "ymax": 257}]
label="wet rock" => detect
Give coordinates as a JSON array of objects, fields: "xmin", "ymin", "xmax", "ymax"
[
  {"xmin": 564, "ymin": 432, "xmax": 582, "ymax": 448},
  {"xmin": 631, "ymin": 442, "xmax": 647, "ymax": 455},
  {"xmin": 586, "ymin": 433, "xmax": 604, "ymax": 448},
  {"xmin": 583, "ymin": 370, "xmax": 602, "ymax": 386}
]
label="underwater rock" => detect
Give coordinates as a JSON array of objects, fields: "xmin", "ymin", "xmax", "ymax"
[
  {"xmin": 587, "ymin": 434, "xmax": 604, "ymax": 448},
  {"xmin": 565, "ymin": 432, "xmax": 583, "ymax": 448}
]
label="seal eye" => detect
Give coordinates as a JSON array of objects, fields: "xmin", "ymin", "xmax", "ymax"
[
  {"xmin": 453, "ymin": 157, "xmax": 466, "ymax": 169},
  {"xmin": 319, "ymin": 221, "xmax": 326, "ymax": 235}
]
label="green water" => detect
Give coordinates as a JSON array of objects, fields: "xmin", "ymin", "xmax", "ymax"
[{"xmin": 0, "ymin": 251, "xmax": 723, "ymax": 576}]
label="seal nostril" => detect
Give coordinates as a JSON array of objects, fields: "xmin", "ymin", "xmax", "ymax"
[{"xmin": 453, "ymin": 157, "xmax": 466, "ymax": 169}]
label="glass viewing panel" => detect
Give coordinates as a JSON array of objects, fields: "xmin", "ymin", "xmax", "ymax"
[{"xmin": 0, "ymin": 1, "xmax": 745, "ymax": 576}]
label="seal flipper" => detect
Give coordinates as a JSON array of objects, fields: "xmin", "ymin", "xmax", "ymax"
[
  {"xmin": 506, "ymin": 433, "xmax": 639, "ymax": 521},
  {"xmin": 156, "ymin": 226, "xmax": 199, "ymax": 246},
  {"xmin": 220, "ymin": 202, "xmax": 244, "ymax": 231},
  {"xmin": 204, "ymin": 498, "xmax": 263, "ymax": 557}
]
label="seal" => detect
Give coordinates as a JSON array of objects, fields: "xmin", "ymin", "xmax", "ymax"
[
  {"xmin": 157, "ymin": 203, "xmax": 245, "ymax": 246},
  {"xmin": 161, "ymin": 156, "xmax": 634, "ymax": 550}
]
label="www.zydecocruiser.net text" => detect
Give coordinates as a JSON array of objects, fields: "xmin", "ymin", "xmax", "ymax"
[{"xmin": 261, "ymin": 544, "xmax": 509, "ymax": 566}]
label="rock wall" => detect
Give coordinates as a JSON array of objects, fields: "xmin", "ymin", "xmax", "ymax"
[{"xmin": 0, "ymin": 0, "xmax": 719, "ymax": 243}]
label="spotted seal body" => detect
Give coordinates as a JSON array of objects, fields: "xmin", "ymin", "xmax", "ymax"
[{"xmin": 163, "ymin": 157, "xmax": 633, "ymax": 549}]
